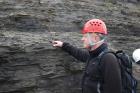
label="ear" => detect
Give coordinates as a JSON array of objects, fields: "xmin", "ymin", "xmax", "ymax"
[
  {"xmin": 93, "ymin": 33, "xmax": 100, "ymax": 41},
  {"xmin": 97, "ymin": 33, "xmax": 105, "ymax": 40}
]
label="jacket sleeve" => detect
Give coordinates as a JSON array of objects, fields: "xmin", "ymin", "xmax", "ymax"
[
  {"xmin": 100, "ymin": 53, "xmax": 122, "ymax": 93},
  {"xmin": 61, "ymin": 42, "xmax": 90, "ymax": 62}
]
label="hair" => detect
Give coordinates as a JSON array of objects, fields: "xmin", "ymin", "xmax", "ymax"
[
  {"xmin": 96, "ymin": 33, "xmax": 106, "ymax": 40},
  {"xmin": 87, "ymin": 32, "xmax": 107, "ymax": 43}
]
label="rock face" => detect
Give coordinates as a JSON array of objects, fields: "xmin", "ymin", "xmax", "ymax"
[{"xmin": 0, "ymin": 0, "xmax": 140, "ymax": 93}]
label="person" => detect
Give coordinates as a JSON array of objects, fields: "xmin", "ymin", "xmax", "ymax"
[
  {"xmin": 52, "ymin": 19, "xmax": 122, "ymax": 93},
  {"xmin": 132, "ymin": 48, "xmax": 140, "ymax": 64}
]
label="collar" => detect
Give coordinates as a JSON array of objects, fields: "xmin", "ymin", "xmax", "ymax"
[{"xmin": 89, "ymin": 43, "xmax": 108, "ymax": 58}]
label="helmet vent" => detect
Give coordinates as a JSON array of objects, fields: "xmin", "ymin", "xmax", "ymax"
[{"xmin": 90, "ymin": 22, "xmax": 93, "ymax": 25}]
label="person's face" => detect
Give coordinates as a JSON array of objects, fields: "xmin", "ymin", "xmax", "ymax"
[{"xmin": 81, "ymin": 33, "xmax": 100, "ymax": 49}]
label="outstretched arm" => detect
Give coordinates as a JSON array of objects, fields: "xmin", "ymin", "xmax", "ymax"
[{"xmin": 52, "ymin": 41, "xmax": 90, "ymax": 62}]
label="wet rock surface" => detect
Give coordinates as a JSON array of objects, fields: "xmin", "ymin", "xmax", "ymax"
[{"xmin": 0, "ymin": 0, "xmax": 140, "ymax": 93}]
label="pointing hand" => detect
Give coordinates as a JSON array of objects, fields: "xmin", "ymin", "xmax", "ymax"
[{"xmin": 52, "ymin": 41, "xmax": 63, "ymax": 47}]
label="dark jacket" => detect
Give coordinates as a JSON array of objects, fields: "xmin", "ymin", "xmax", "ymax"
[{"xmin": 62, "ymin": 42, "xmax": 122, "ymax": 93}]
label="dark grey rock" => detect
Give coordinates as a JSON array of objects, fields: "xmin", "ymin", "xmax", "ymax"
[{"xmin": 0, "ymin": 0, "xmax": 140, "ymax": 93}]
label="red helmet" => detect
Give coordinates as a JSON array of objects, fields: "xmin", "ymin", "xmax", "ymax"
[{"xmin": 82, "ymin": 19, "xmax": 107, "ymax": 35}]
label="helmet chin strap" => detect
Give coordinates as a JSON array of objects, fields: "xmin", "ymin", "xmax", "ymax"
[{"xmin": 87, "ymin": 33, "xmax": 105, "ymax": 47}]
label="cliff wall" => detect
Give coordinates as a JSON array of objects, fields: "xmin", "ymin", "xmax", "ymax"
[{"xmin": 0, "ymin": 0, "xmax": 140, "ymax": 93}]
